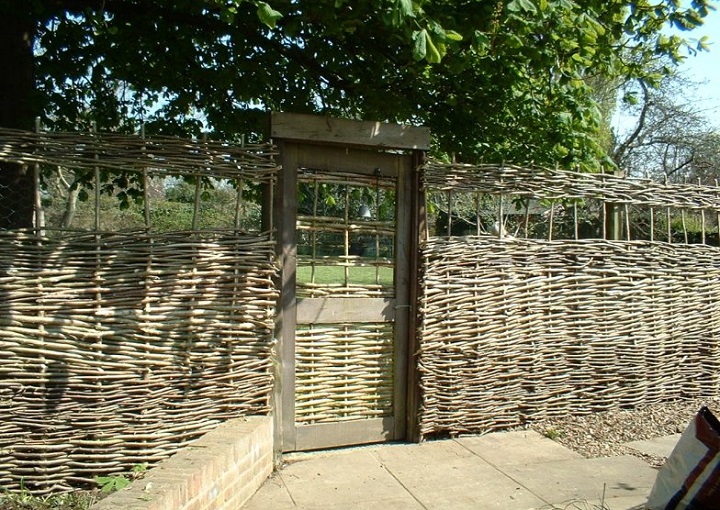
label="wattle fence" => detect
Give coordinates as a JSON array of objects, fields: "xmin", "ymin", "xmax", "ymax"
[
  {"xmin": 0, "ymin": 128, "xmax": 279, "ymax": 493},
  {"xmin": 3, "ymin": 127, "xmax": 720, "ymax": 492},
  {"xmin": 417, "ymin": 163, "xmax": 720, "ymax": 437}
]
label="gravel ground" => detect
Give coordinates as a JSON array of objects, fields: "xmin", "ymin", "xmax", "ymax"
[{"xmin": 522, "ymin": 397, "xmax": 720, "ymax": 467}]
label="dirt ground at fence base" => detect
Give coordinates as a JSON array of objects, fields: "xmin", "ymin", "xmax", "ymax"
[{"xmin": 244, "ymin": 429, "xmax": 673, "ymax": 509}]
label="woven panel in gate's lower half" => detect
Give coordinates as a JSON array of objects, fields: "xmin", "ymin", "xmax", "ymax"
[
  {"xmin": 418, "ymin": 236, "xmax": 720, "ymax": 438},
  {"xmin": 295, "ymin": 323, "xmax": 394, "ymax": 424},
  {"xmin": 0, "ymin": 231, "xmax": 278, "ymax": 493}
]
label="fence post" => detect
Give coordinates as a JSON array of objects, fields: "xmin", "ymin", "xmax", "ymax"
[
  {"xmin": 141, "ymin": 124, "xmax": 151, "ymax": 229},
  {"xmin": 92, "ymin": 121, "xmax": 100, "ymax": 231},
  {"xmin": 33, "ymin": 117, "xmax": 45, "ymax": 234},
  {"xmin": 603, "ymin": 167, "xmax": 621, "ymax": 240},
  {"xmin": 261, "ymin": 138, "xmax": 274, "ymax": 233}
]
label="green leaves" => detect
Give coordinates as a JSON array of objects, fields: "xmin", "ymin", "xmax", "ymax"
[
  {"xmin": 445, "ymin": 30, "xmax": 463, "ymax": 42},
  {"xmin": 95, "ymin": 474, "xmax": 131, "ymax": 493},
  {"xmin": 412, "ymin": 22, "xmax": 462, "ymax": 64},
  {"xmin": 25, "ymin": 0, "xmax": 715, "ymax": 177},
  {"xmin": 507, "ymin": 0, "xmax": 537, "ymax": 14},
  {"xmin": 383, "ymin": 0, "xmax": 416, "ymax": 27},
  {"xmin": 696, "ymin": 35, "xmax": 711, "ymax": 52},
  {"xmin": 425, "ymin": 32, "xmax": 441, "ymax": 63},
  {"xmin": 412, "ymin": 29, "xmax": 427, "ymax": 61},
  {"xmin": 256, "ymin": 1, "xmax": 282, "ymax": 29},
  {"xmin": 413, "ymin": 29, "xmax": 442, "ymax": 63}
]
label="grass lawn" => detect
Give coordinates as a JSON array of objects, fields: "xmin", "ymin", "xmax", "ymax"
[{"xmin": 296, "ymin": 264, "xmax": 394, "ymax": 287}]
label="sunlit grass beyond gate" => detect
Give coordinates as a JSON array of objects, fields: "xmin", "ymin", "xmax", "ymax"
[{"xmin": 296, "ymin": 264, "xmax": 394, "ymax": 287}]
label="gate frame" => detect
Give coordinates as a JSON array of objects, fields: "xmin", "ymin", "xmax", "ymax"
[{"xmin": 269, "ymin": 112, "xmax": 429, "ymax": 456}]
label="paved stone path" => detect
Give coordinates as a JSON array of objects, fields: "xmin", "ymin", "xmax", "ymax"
[{"xmin": 244, "ymin": 430, "xmax": 678, "ymax": 509}]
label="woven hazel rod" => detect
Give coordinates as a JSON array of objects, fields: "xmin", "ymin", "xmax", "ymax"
[
  {"xmin": 625, "ymin": 204, "xmax": 631, "ymax": 241},
  {"xmin": 650, "ymin": 207, "xmax": 655, "ymax": 241},
  {"xmin": 699, "ymin": 179, "xmax": 706, "ymax": 244},
  {"xmin": 192, "ymin": 177, "xmax": 202, "ymax": 231},
  {"xmin": 716, "ymin": 179, "xmax": 720, "ymax": 240},
  {"xmin": 33, "ymin": 118, "xmax": 43, "ymax": 234},
  {"xmin": 447, "ymin": 190, "xmax": 452, "ymax": 239},
  {"xmin": 92, "ymin": 123, "xmax": 101, "ymax": 232},
  {"xmin": 311, "ymin": 179, "xmax": 319, "ymax": 284},
  {"xmin": 573, "ymin": 202, "xmax": 579, "ymax": 240},
  {"xmin": 343, "ymin": 185, "xmax": 350, "ymax": 286},
  {"xmin": 234, "ymin": 178, "xmax": 244, "ymax": 230},
  {"xmin": 142, "ymin": 125, "xmax": 151, "ymax": 229}
]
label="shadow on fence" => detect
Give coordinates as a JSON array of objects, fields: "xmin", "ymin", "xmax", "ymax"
[{"xmin": 0, "ymin": 128, "xmax": 280, "ymax": 494}]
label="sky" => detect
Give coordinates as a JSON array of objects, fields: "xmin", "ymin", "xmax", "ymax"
[
  {"xmin": 613, "ymin": 7, "xmax": 720, "ymax": 135},
  {"xmin": 677, "ymin": 7, "xmax": 720, "ymax": 127}
]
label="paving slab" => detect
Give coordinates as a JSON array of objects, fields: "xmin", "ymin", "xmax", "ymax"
[
  {"xmin": 501, "ymin": 455, "xmax": 657, "ymax": 505},
  {"xmin": 455, "ymin": 430, "xmax": 584, "ymax": 467},
  {"xmin": 371, "ymin": 440, "xmax": 547, "ymax": 509},
  {"xmin": 243, "ymin": 433, "xmax": 664, "ymax": 509},
  {"xmin": 623, "ymin": 434, "xmax": 680, "ymax": 459},
  {"xmin": 243, "ymin": 473, "xmax": 295, "ymax": 510},
  {"xmin": 274, "ymin": 449, "xmax": 420, "ymax": 509}
]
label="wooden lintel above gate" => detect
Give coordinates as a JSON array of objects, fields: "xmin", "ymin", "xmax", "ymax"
[{"xmin": 270, "ymin": 111, "xmax": 431, "ymax": 151}]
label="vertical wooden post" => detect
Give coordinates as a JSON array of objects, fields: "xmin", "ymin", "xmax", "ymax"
[
  {"xmin": 406, "ymin": 149, "xmax": 425, "ymax": 443},
  {"xmin": 92, "ymin": 122, "xmax": 100, "ymax": 231},
  {"xmin": 192, "ymin": 134, "xmax": 205, "ymax": 231},
  {"xmin": 273, "ymin": 140, "xmax": 299, "ymax": 456},
  {"xmin": 141, "ymin": 124, "xmax": 151, "ymax": 229},
  {"xmin": 650, "ymin": 207, "xmax": 655, "ymax": 242},
  {"xmin": 603, "ymin": 168, "xmax": 621, "ymax": 240},
  {"xmin": 625, "ymin": 204, "xmax": 631, "ymax": 241},
  {"xmin": 665, "ymin": 175, "xmax": 672, "ymax": 243},
  {"xmin": 699, "ymin": 179, "xmax": 706, "ymax": 245},
  {"xmin": 604, "ymin": 204, "xmax": 621, "ymax": 240},
  {"xmin": 446, "ymin": 190, "xmax": 452, "ymax": 238},
  {"xmin": 548, "ymin": 201, "xmax": 555, "ymax": 241},
  {"xmin": 573, "ymin": 202, "xmax": 579, "ymax": 240},
  {"xmin": 716, "ymin": 180, "xmax": 720, "ymax": 246},
  {"xmin": 33, "ymin": 117, "xmax": 44, "ymax": 234}
]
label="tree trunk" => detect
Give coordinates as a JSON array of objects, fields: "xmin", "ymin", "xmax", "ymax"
[
  {"xmin": 61, "ymin": 187, "xmax": 79, "ymax": 228},
  {"xmin": 0, "ymin": 4, "xmax": 37, "ymax": 229}
]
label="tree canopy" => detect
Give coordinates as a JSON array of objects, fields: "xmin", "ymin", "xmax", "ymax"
[{"xmin": 0, "ymin": 0, "xmax": 715, "ymax": 228}]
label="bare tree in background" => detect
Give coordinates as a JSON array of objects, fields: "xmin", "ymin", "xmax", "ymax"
[{"xmin": 612, "ymin": 70, "xmax": 720, "ymax": 183}]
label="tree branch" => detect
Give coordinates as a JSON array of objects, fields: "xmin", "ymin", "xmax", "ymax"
[{"xmin": 613, "ymin": 80, "xmax": 651, "ymax": 165}]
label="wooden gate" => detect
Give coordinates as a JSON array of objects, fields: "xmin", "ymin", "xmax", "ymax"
[{"xmin": 271, "ymin": 113, "xmax": 428, "ymax": 451}]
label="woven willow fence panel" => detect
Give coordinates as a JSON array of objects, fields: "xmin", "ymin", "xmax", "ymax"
[
  {"xmin": 0, "ymin": 230, "xmax": 278, "ymax": 492},
  {"xmin": 295, "ymin": 323, "xmax": 395, "ymax": 424},
  {"xmin": 0, "ymin": 127, "xmax": 278, "ymax": 180},
  {"xmin": 418, "ymin": 162, "xmax": 720, "ymax": 438},
  {"xmin": 0, "ymin": 129, "xmax": 279, "ymax": 493}
]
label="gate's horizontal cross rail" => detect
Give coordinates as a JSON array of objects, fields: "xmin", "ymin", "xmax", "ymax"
[
  {"xmin": 294, "ymin": 417, "xmax": 394, "ymax": 450},
  {"xmin": 296, "ymin": 297, "xmax": 396, "ymax": 324}
]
